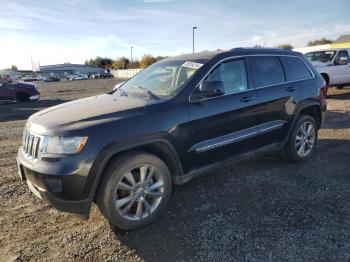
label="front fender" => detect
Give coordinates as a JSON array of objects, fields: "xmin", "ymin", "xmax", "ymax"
[{"xmin": 85, "ymin": 134, "xmax": 183, "ymax": 201}]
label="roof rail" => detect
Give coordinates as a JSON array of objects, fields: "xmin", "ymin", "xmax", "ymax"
[{"xmin": 230, "ymin": 47, "xmax": 285, "ymax": 51}]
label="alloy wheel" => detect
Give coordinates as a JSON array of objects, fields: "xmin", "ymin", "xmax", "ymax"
[
  {"xmin": 114, "ymin": 165, "xmax": 165, "ymax": 221},
  {"xmin": 295, "ymin": 121, "xmax": 316, "ymax": 157}
]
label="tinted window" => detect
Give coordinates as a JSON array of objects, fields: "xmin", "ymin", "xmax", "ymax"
[
  {"xmin": 334, "ymin": 50, "xmax": 349, "ymax": 65},
  {"xmin": 305, "ymin": 50, "xmax": 337, "ymax": 63},
  {"xmin": 280, "ymin": 56, "xmax": 312, "ymax": 81},
  {"xmin": 250, "ymin": 56, "xmax": 285, "ymax": 87},
  {"xmin": 205, "ymin": 59, "xmax": 248, "ymax": 94}
]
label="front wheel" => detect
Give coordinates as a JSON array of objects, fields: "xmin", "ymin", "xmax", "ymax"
[
  {"xmin": 96, "ymin": 151, "xmax": 172, "ymax": 230},
  {"xmin": 15, "ymin": 92, "xmax": 30, "ymax": 102},
  {"xmin": 283, "ymin": 115, "xmax": 318, "ymax": 162}
]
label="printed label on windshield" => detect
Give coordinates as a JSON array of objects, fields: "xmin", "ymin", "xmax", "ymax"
[{"xmin": 182, "ymin": 61, "xmax": 203, "ymax": 69}]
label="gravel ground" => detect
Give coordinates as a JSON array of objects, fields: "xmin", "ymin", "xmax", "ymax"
[{"xmin": 0, "ymin": 80, "xmax": 349, "ymax": 262}]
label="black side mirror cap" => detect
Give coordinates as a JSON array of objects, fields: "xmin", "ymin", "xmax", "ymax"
[{"xmin": 190, "ymin": 80, "xmax": 225, "ymax": 102}]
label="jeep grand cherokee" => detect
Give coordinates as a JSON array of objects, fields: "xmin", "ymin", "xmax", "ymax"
[{"xmin": 17, "ymin": 48, "xmax": 327, "ymax": 230}]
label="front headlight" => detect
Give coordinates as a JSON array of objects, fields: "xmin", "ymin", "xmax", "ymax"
[{"xmin": 41, "ymin": 136, "xmax": 88, "ymax": 154}]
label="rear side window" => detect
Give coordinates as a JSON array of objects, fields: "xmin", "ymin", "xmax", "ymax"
[
  {"xmin": 280, "ymin": 56, "xmax": 313, "ymax": 81},
  {"xmin": 250, "ymin": 56, "xmax": 285, "ymax": 87}
]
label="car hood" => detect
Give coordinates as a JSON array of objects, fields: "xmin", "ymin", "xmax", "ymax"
[
  {"xmin": 15, "ymin": 82, "xmax": 37, "ymax": 90},
  {"xmin": 28, "ymin": 94, "xmax": 152, "ymax": 133}
]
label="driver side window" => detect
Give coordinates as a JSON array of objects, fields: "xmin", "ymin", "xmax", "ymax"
[
  {"xmin": 334, "ymin": 50, "xmax": 349, "ymax": 65},
  {"xmin": 204, "ymin": 59, "xmax": 248, "ymax": 95}
]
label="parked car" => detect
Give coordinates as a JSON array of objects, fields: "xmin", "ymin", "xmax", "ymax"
[
  {"xmin": 90, "ymin": 73, "xmax": 99, "ymax": 79},
  {"xmin": 22, "ymin": 75, "xmax": 42, "ymax": 82},
  {"xmin": 305, "ymin": 48, "xmax": 350, "ymax": 89},
  {"xmin": 17, "ymin": 48, "xmax": 326, "ymax": 230},
  {"xmin": 43, "ymin": 76, "xmax": 60, "ymax": 82},
  {"xmin": 100, "ymin": 72, "xmax": 114, "ymax": 79},
  {"xmin": 0, "ymin": 74, "xmax": 12, "ymax": 83},
  {"xmin": 0, "ymin": 80, "xmax": 40, "ymax": 102},
  {"xmin": 91, "ymin": 72, "xmax": 114, "ymax": 79},
  {"xmin": 67, "ymin": 74, "xmax": 88, "ymax": 81}
]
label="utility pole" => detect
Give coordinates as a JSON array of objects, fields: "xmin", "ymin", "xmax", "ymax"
[
  {"xmin": 130, "ymin": 46, "xmax": 134, "ymax": 69},
  {"xmin": 192, "ymin": 26, "xmax": 197, "ymax": 53}
]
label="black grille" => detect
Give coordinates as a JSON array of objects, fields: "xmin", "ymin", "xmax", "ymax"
[{"xmin": 23, "ymin": 132, "xmax": 41, "ymax": 159}]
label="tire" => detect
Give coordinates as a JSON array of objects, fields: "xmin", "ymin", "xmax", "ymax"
[
  {"xmin": 283, "ymin": 115, "xmax": 318, "ymax": 162},
  {"xmin": 96, "ymin": 151, "xmax": 172, "ymax": 230},
  {"xmin": 15, "ymin": 92, "xmax": 30, "ymax": 102}
]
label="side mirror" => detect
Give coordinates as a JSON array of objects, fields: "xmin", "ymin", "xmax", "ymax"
[
  {"xmin": 191, "ymin": 80, "xmax": 225, "ymax": 102},
  {"xmin": 339, "ymin": 56, "xmax": 349, "ymax": 65}
]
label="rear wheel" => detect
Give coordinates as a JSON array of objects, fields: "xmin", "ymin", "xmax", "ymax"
[
  {"xmin": 96, "ymin": 151, "xmax": 172, "ymax": 230},
  {"xmin": 283, "ymin": 115, "xmax": 318, "ymax": 162}
]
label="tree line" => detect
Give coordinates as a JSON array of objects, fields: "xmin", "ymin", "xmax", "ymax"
[
  {"xmin": 84, "ymin": 55, "xmax": 167, "ymax": 70},
  {"xmin": 2, "ymin": 37, "xmax": 338, "ymax": 72},
  {"xmin": 275, "ymin": 37, "xmax": 334, "ymax": 50},
  {"xmin": 85, "ymin": 37, "xmax": 336, "ymax": 70}
]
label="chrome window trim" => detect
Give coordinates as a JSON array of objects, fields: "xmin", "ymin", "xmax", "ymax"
[
  {"xmin": 188, "ymin": 54, "xmax": 315, "ymax": 103},
  {"xmin": 190, "ymin": 120, "xmax": 286, "ymax": 153}
]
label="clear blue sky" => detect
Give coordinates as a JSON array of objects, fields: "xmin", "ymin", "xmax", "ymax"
[{"xmin": 1, "ymin": 0, "xmax": 349, "ymax": 69}]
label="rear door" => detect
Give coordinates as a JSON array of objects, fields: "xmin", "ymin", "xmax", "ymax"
[
  {"xmin": 248, "ymin": 55, "xmax": 313, "ymax": 147},
  {"xmin": 185, "ymin": 58, "xmax": 261, "ymax": 170}
]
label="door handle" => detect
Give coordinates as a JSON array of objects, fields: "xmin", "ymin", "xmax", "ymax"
[
  {"xmin": 286, "ymin": 86, "xmax": 298, "ymax": 92},
  {"xmin": 240, "ymin": 96, "xmax": 256, "ymax": 102}
]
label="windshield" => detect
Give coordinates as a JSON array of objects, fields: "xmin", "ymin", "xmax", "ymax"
[
  {"xmin": 117, "ymin": 59, "xmax": 204, "ymax": 99},
  {"xmin": 305, "ymin": 50, "xmax": 337, "ymax": 63}
]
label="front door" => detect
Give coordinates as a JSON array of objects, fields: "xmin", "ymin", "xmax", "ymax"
[
  {"xmin": 185, "ymin": 58, "xmax": 261, "ymax": 170},
  {"xmin": 331, "ymin": 50, "xmax": 350, "ymax": 85}
]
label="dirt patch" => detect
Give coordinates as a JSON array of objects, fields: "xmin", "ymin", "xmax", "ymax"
[{"xmin": 0, "ymin": 82, "xmax": 349, "ymax": 262}]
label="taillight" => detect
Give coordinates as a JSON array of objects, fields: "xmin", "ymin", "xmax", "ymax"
[{"xmin": 321, "ymin": 80, "xmax": 327, "ymax": 97}]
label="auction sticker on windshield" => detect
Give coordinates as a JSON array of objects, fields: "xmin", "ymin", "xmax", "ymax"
[{"xmin": 182, "ymin": 61, "xmax": 203, "ymax": 69}]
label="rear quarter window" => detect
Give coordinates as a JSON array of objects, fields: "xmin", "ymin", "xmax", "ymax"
[
  {"xmin": 250, "ymin": 56, "xmax": 285, "ymax": 87},
  {"xmin": 280, "ymin": 56, "xmax": 313, "ymax": 81}
]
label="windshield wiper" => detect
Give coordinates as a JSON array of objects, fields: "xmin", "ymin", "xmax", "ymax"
[{"xmin": 135, "ymin": 86, "xmax": 161, "ymax": 101}]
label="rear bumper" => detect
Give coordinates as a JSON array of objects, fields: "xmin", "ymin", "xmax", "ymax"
[{"xmin": 17, "ymin": 149, "xmax": 93, "ymax": 217}]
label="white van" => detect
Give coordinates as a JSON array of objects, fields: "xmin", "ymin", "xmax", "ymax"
[{"xmin": 305, "ymin": 48, "xmax": 350, "ymax": 89}]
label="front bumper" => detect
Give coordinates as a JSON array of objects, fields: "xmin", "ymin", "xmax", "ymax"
[{"xmin": 17, "ymin": 148, "xmax": 93, "ymax": 217}]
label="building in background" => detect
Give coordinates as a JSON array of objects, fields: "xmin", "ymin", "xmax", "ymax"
[
  {"xmin": 294, "ymin": 34, "xmax": 350, "ymax": 53},
  {"xmin": 40, "ymin": 63, "xmax": 105, "ymax": 78}
]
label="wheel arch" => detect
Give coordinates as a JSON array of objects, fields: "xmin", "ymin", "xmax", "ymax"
[
  {"xmin": 298, "ymin": 104, "xmax": 322, "ymax": 129},
  {"xmin": 284, "ymin": 102, "xmax": 323, "ymax": 146},
  {"xmin": 320, "ymin": 73, "xmax": 330, "ymax": 86},
  {"xmin": 87, "ymin": 137, "xmax": 184, "ymax": 201}
]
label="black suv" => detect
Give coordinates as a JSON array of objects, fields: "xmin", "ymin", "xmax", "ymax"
[{"xmin": 17, "ymin": 48, "xmax": 327, "ymax": 230}]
